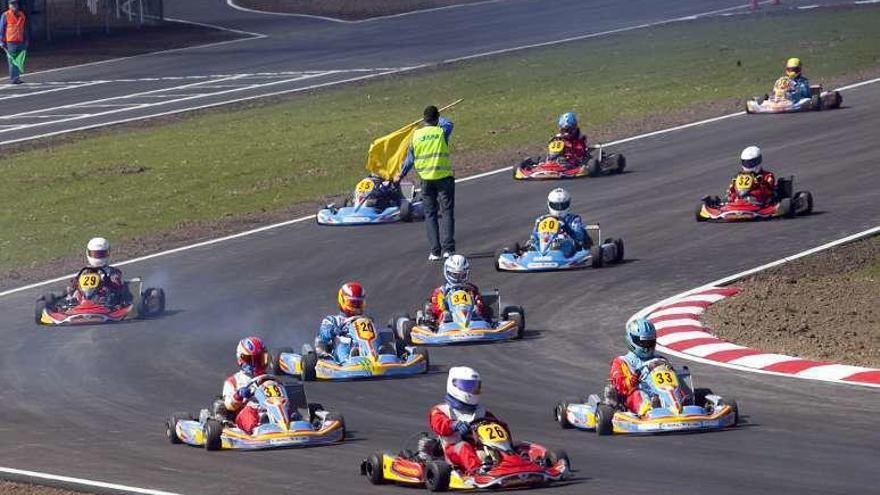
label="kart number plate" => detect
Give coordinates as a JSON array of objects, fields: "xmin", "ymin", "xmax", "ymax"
[
  {"xmin": 547, "ymin": 139, "xmax": 565, "ymax": 154},
  {"xmin": 449, "ymin": 290, "xmax": 472, "ymax": 306},
  {"xmin": 352, "ymin": 318, "xmax": 375, "ymax": 341},
  {"xmin": 355, "ymin": 179, "xmax": 375, "ymax": 194},
  {"xmin": 537, "ymin": 217, "xmax": 559, "ymax": 235},
  {"xmin": 477, "ymin": 423, "xmax": 508, "ymax": 442},
  {"xmin": 651, "ymin": 370, "xmax": 678, "ymax": 389},
  {"xmin": 735, "ymin": 173, "xmax": 754, "ymax": 191},
  {"xmin": 262, "ymin": 383, "xmax": 283, "ymax": 398},
  {"xmin": 78, "ymin": 273, "xmax": 101, "ymax": 290}
]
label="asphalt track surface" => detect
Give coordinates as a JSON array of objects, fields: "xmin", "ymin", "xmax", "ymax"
[
  {"xmin": 0, "ymin": 0, "xmax": 796, "ymax": 145},
  {"xmin": 2, "ymin": 1, "xmax": 880, "ymax": 495}
]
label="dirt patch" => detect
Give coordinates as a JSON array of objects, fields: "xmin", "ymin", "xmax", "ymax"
[
  {"xmin": 704, "ymin": 236, "xmax": 880, "ymax": 368},
  {"xmin": 24, "ymin": 22, "xmax": 244, "ymax": 74},
  {"xmin": 0, "ymin": 480, "xmax": 86, "ymax": 495},
  {"xmin": 234, "ymin": 0, "xmax": 490, "ymax": 20}
]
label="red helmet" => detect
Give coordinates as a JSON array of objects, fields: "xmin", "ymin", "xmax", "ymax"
[
  {"xmin": 236, "ymin": 336, "xmax": 268, "ymax": 375},
  {"xmin": 337, "ymin": 281, "xmax": 365, "ymax": 317}
]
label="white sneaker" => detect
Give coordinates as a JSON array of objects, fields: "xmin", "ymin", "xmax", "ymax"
[{"xmin": 428, "ymin": 253, "xmax": 441, "ymax": 261}]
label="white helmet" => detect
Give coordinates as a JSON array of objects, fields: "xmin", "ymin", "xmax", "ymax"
[
  {"xmin": 443, "ymin": 254, "xmax": 470, "ymax": 285},
  {"xmin": 86, "ymin": 237, "xmax": 110, "ymax": 267},
  {"xmin": 447, "ymin": 366, "xmax": 481, "ymax": 406},
  {"xmin": 547, "ymin": 188, "xmax": 571, "ymax": 217},
  {"xmin": 740, "ymin": 146, "xmax": 763, "ymax": 173}
]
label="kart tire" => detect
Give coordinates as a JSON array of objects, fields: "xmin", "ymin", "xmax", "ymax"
[
  {"xmin": 695, "ymin": 201, "xmax": 707, "ymax": 222},
  {"xmin": 810, "ymin": 94, "xmax": 822, "ymax": 111},
  {"xmin": 693, "ymin": 388, "xmax": 713, "ymax": 408},
  {"xmin": 590, "ymin": 245, "xmax": 604, "ymax": 268},
  {"xmin": 394, "ymin": 314, "xmax": 414, "ymax": 346},
  {"xmin": 794, "ymin": 191, "xmax": 813, "ymax": 215},
  {"xmin": 399, "ymin": 198, "xmax": 412, "ymax": 222},
  {"xmin": 545, "ymin": 448, "xmax": 571, "ymax": 474},
  {"xmin": 343, "ymin": 196, "xmax": 353, "ymax": 207},
  {"xmin": 34, "ymin": 297, "xmax": 47, "ymax": 325},
  {"xmin": 204, "ymin": 419, "xmax": 223, "ymax": 451},
  {"xmin": 778, "ymin": 197, "xmax": 794, "ymax": 218},
  {"xmin": 554, "ymin": 402, "xmax": 572, "ymax": 429},
  {"xmin": 501, "ymin": 306, "xmax": 525, "ymax": 339},
  {"xmin": 142, "ymin": 288, "xmax": 165, "ymax": 316},
  {"xmin": 613, "ymin": 238, "xmax": 625, "ymax": 263},
  {"xmin": 614, "ymin": 154, "xmax": 626, "ymax": 173},
  {"xmin": 425, "ymin": 461, "xmax": 452, "ymax": 492},
  {"xmin": 268, "ymin": 346, "xmax": 293, "ymax": 375},
  {"xmin": 324, "ymin": 412, "xmax": 346, "ymax": 439},
  {"xmin": 166, "ymin": 412, "xmax": 192, "ymax": 444},
  {"xmin": 586, "ymin": 158, "xmax": 601, "ymax": 177},
  {"xmin": 364, "ymin": 452, "xmax": 385, "ymax": 485},
  {"xmin": 414, "ymin": 347, "xmax": 430, "ymax": 373},
  {"xmin": 301, "ymin": 351, "xmax": 319, "ymax": 382},
  {"xmin": 727, "ymin": 398, "xmax": 740, "ymax": 426},
  {"xmin": 596, "ymin": 404, "xmax": 615, "ymax": 436}
]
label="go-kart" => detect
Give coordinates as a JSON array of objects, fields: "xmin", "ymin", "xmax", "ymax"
[
  {"xmin": 317, "ymin": 177, "xmax": 424, "ymax": 225},
  {"xmin": 554, "ymin": 358, "xmax": 738, "ymax": 435},
  {"xmin": 513, "ymin": 139, "xmax": 625, "ymax": 180},
  {"xmin": 166, "ymin": 374, "xmax": 344, "ymax": 450},
  {"xmin": 361, "ymin": 418, "xmax": 569, "ymax": 491},
  {"xmin": 35, "ymin": 268, "xmax": 165, "ymax": 325},
  {"xmin": 496, "ymin": 216, "xmax": 623, "ymax": 272},
  {"xmin": 696, "ymin": 174, "xmax": 813, "ymax": 222},
  {"xmin": 745, "ymin": 76, "xmax": 842, "ymax": 114},
  {"xmin": 390, "ymin": 287, "xmax": 525, "ymax": 345},
  {"xmin": 270, "ymin": 316, "xmax": 428, "ymax": 381}
]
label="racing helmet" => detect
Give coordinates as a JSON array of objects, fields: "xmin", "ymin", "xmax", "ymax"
[
  {"xmin": 740, "ymin": 145, "xmax": 763, "ymax": 173},
  {"xmin": 236, "ymin": 336, "xmax": 268, "ymax": 375},
  {"xmin": 557, "ymin": 112, "xmax": 578, "ymax": 138},
  {"xmin": 337, "ymin": 281, "xmax": 366, "ymax": 317},
  {"xmin": 443, "ymin": 255, "xmax": 470, "ymax": 285},
  {"xmin": 547, "ymin": 188, "xmax": 571, "ymax": 217},
  {"xmin": 785, "ymin": 57, "xmax": 802, "ymax": 78},
  {"xmin": 447, "ymin": 366, "xmax": 481, "ymax": 406},
  {"xmin": 626, "ymin": 318, "xmax": 657, "ymax": 359},
  {"xmin": 86, "ymin": 237, "xmax": 110, "ymax": 267}
]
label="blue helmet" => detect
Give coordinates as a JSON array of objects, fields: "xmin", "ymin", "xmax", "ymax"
[
  {"xmin": 558, "ymin": 112, "xmax": 578, "ymax": 131},
  {"xmin": 626, "ymin": 318, "xmax": 657, "ymax": 359}
]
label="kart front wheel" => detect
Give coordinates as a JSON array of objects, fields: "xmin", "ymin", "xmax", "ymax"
[
  {"xmin": 363, "ymin": 452, "xmax": 385, "ymax": 485},
  {"xmin": 204, "ymin": 419, "xmax": 223, "ymax": 451},
  {"xmin": 590, "ymin": 246, "xmax": 604, "ymax": 268},
  {"xmin": 554, "ymin": 402, "xmax": 572, "ymax": 429},
  {"xmin": 613, "ymin": 238, "xmax": 625, "ymax": 263},
  {"xmin": 586, "ymin": 158, "xmax": 601, "ymax": 177},
  {"xmin": 793, "ymin": 191, "xmax": 813, "ymax": 215},
  {"xmin": 695, "ymin": 202, "xmax": 708, "ymax": 222},
  {"xmin": 596, "ymin": 404, "xmax": 615, "ymax": 436},
  {"xmin": 778, "ymin": 197, "xmax": 794, "ymax": 218},
  {"xmin": 301, "ymin": 351, "xmax": 319, "ymax": 382},
  {"xmin": 502, "ymin": 306, "xmax": 525, "ymax": 339},
  {"xmin": 399, "ymin": 199, "xmax": 412, "ymax": 222},
  {"xmin": 414, "ymin": 347, "xmax": 430, "ymax": 373},
  {"xmin": 544, "ymin": 448, "xmax": 571, "ymax": 475},
  {"xmin": 425, "ymin": 461, "xmax": 452, "ymax": 492},
  {"xmin": 166, "ymin": 412, "xmax": 192, "ymax": 444},
  {"xmin": 693, "ymin": 388, "xmax": 713, "ymax": 408},
  {"xmin": 268, "ymin": 346, "xmax": 293, "ymax": 375},
  {"xmin": 34, "ymin": 296, "xmax": 49, "ymax": 325}
]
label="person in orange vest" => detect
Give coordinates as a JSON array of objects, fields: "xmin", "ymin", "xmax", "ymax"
[{"xmin": 0, "ymin": 0, "xmax": 30, "ymax": 84}]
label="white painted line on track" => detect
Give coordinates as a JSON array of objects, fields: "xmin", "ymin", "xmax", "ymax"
[
  {"xmin": 1, "ymin": 76, "xmax": 878, "ymax": 298},
  {"xmin": 628, "ymin": 225, "xmax": 880, "ymax": 388},
  {"xmin": 0, "ymin": 81, "xmax": 108, "ymax": 101},
  {"xmin": 0, "ymin": 466, "xmax": 182, "ymax": 495},
  {"xmin": 225, "ymin": 0, "xmax": 510, "ymax": 23}
]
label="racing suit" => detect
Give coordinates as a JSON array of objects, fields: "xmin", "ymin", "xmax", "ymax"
[
  {"xmin": 362, "ymin": 174, "xmax": 402, "ymax": 211},
  {"xmin": 222, "ymin": 370, "xmax": 261, "ymax": 434},
  {"xmin": 787, "ymin": 75, "xmax": 811, "ymax": 102},
  {"xmin": 427, "ymin": 283, "xmax": 490, "ymax": 323},
  {"xmin": 550, "ymin": 128, "xmax": 588, "ymax": 165},
  {"xmin": 531, "ymin": 213, "xmax": 590, "ymax": 251},
  {"xmin": 67, "ymin": 266, "xmax": 127, "ymax": 304},
  {"xmin": 727, "ymin": 170, "xmax": 776, "ymax": 206},
  {"xmin": 609, "ymin": 352, "xmax": 666, "ymax": 415},
  {"xmin": 429, "ymin": 400, "xmax": 506, "ymax": 474},
  {"xmin": 316, "ymin": 314, "xmax": 355, "ymax": 362}
]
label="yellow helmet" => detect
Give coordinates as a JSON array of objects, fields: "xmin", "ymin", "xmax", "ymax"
[{"xmin": 785, "ymin": 57, "xmax": 802, "ymax": 78}]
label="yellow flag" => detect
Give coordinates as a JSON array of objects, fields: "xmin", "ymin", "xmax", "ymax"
[{"xmin": 364, "ymin": 121, "xmax": 420, "ymax": 180}]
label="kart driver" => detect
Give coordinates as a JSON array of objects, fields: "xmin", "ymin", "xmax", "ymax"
[
  {"xmin": 425, "ymin": 255, "xmax": 491, "ymax": 324},
  {"xmin": 608, "ymin": 318, "xmax": 667, "ymax": 416},
  {"xmin": 549, "ymin": 112, "xmax": 588, "ymax": 165},
  {"xmin": 66, "ymin": 237, "xmax": 127, "ymax": 305},
  {"xmin": 359, "ymin": 173, "xmax": 403, "ymax": 211},
  {"xmin": 429, "ymin": 366, "xmax": 507, "ymax": 474},
  {"xmin": 727, "ymin": 146, "xmax": 776, "ymax": 206},
  {"xmin": 315, "ymin": 281, "xmax": 366, "ymax": 361},
  {"xmin": 782, "ymin": 57, "xmax": 811, "ymax": 102},
  {"xmin": 223, "ymin": 336, "xmax": 270, "ymax": 435},
  {"xmin": 530, "ymin": 188, "xmax": 589, "ymax": 251}
]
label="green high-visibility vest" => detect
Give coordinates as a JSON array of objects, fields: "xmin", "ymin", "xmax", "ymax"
[{"xmin": 412, "ymin": 125, "xmax": 452, "ymax": 180}]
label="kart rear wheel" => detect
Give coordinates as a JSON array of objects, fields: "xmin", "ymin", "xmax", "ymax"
[
  {"xmin": 590, "ymin": 246, "xmax": 604, "ymax": 268},
  {"xmin": 301, "ymin": 351, "xmax": 319, "ymax": 382},
  {"xmin": 596, "ymin": 404, "xmax": 615, "ymax": 436},
  {"xmin": 399, "ymin": 199, "xmax": 412, "ymax": 222},
  {"xmin": 425, "ymin": 461, "xmax": 452, "ymax": 492},
  {"xmin": 268, "ymin": 346, "xmax": 293, "ymax": 375},
  {"xmin": 554, "ymin": 402, "xmax": 572, "ymax": 429},
  {"xmin": 603, "ymin": 153, "xmax": 625, "ymax": 174},
  {"xmin": 204, "ymin": 419, "xmax": 223, "ymax": 451},
  {"xmin": 166, "ymin": 412, "xmax": 192, "ymax": 444},
  {"xmin": 364, "ymin": 452, "xmax": 385, "ymax": 485},
  {"xmin": 142, "ymin": 288, "xmax": 165, "ymax": 316},
  {"xmin": 414, "ymin": 347, "xmax": 430, "ymax": 373},
  {"xmin": 614, "ymin": 238, "xmax": 625, "ymax": 263},
  {"xmin": 793, "ymin": 191, "xmax": 813, "ymax": 215},
  {"xmin": 586, "ymin": 158, "xmax": 601, "ymax": 177}
]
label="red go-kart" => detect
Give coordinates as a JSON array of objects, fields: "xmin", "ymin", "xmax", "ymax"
[
  {"xmin": 361, "ymin": 419, "xmax": 569, "ymax": 491},
  {"xmin": 696, "ymin": 174, "xmax": 813, "ymax": 222},
  {"xmin": 513, "ymin": 139, "xmax": 625, "ymax": 180},
  {"xmin": 35, "ymin": 268, "xmax": 165, "ymax": 326}
]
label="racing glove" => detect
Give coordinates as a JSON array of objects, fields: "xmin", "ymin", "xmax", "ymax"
[
  {"xmin": 235, "ymin": 386, "xmax": 253, "ymax": 401},
  {"xmin": 453, "ymin": 420, "xmax": 470, "ymax": 435}
]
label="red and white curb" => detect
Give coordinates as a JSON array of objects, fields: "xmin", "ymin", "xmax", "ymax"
[{"xmin": 647, "ymin": 287, "xmax": 880, "ymax": 387}]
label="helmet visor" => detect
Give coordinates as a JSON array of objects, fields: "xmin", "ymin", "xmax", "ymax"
[
  {"xmin": 741, "ymin": 157, "xmax": 761, "ymax": 170},
  {"xmin": 631, "ymin": 335, "xmax": 656, "ymax": 352},
  {"xmin": 240, "ymin": 352, "xmax": 267, "ymax": 369},
  {"xmin": 447, "ymin": 270, "xmax": 468, "ymax": 284},
  {"xmin": 87, "ymin": 249, "xmax": 108, "ymax": 259},
  {"xmin": 345, "ymin": 296, "xmax": 364, "ymax": 310},
  {"xmin": 786, "ymin": 66, "xmax": 801, "ymax": 75},
  {"xmin": 452, "ymin": 378, "xmax": 481, "ymax": 394},
  {"xmin": 548, "ymin": 200, "xmax": 570, "ymax": 212}
]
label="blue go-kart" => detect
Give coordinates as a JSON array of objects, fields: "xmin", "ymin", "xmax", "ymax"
[{"xmin": 317, "ymin": 177, "xmax": 424, "ymax": 226}]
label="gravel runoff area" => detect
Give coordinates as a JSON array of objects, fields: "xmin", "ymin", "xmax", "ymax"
[
  {"xmin": 234, "ymin": 0, "xmax": 490, "ymax": 20},
  {"xmin": 704, "ymin": 235, "xmax": 880, "ymax": 369},
  {"xmin": 0, "ymin": 480, "xmax": 86, "ymax": 495}
]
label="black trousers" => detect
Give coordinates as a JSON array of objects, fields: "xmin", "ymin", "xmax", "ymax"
[{"xmin": 421, "ymin": 176, "xmax": 455, "ymax": 255}]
